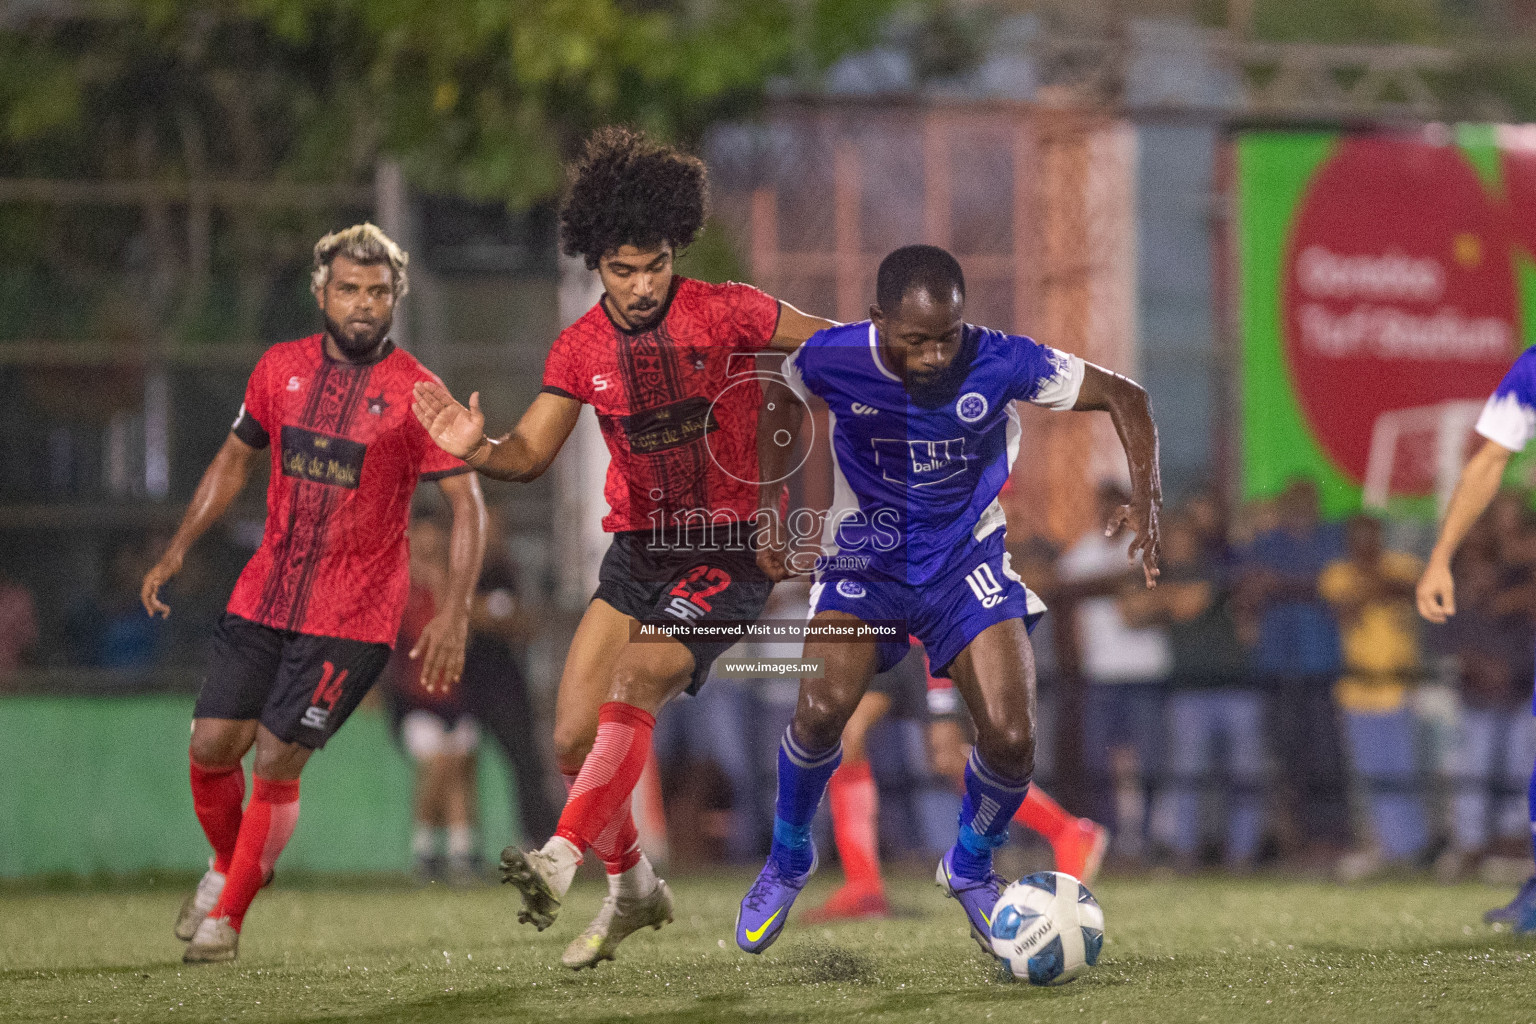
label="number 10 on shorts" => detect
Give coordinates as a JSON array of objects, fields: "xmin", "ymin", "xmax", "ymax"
[{"xmin": 966, "ymin": 563, "xmax": 1005, "ymax": 608}]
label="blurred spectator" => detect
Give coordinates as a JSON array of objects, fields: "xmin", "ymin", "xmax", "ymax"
[
  {"xmin": 1058, "ymin": 482, "xmax": 1171, "ymax": 860},
  {"xmin": 1320, "ymin": 513, "xmax": 1428, "ymax": 876},
  {"xmin": 656, "ymin": 659, "xmax": 782, "ymax": 863},
  {"xmin": 66, "ymin": 539, "xmax": 166, "ymax": 672},
  {"xmin": 1437, "ymin": 516, "xmax": 1536, "ymax": 879},
  {"xmin": 0, "ymin": 569, "xmax": 39, "ymax": 687},
  {"xmin": 1124, "ymin": 510, "xmax": 1264, "ymax": 869},
  {"xmin": 1487, "ymin": 489, "xmax": 1536, "ymax": 568},
  {"xmin": 387, "ymin": 517, "xmax": 482, "ymax": 885},
  {"xmin": 1240, "ymin": 477, "xmax": 1351, "ymax": 861},
  {"xmin": 157, "ymin": 539, "xmax": 235, "ymax": 668},
  {"xmin": 457, "ymin": 504, "xmax": 559, "ymax": 845},
  {"xmin": 1184, "ymin": 485, "xmax": 1236, "ymax": 568}
]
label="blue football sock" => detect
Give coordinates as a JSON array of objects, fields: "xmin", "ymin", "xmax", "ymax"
[
  {"xmin": 950, "ymin": 750, "xmax": 1032, "ymax": 880},
  {"xmin": 770, "ymin": 727, "xmax": 842, "ymax": 876}
]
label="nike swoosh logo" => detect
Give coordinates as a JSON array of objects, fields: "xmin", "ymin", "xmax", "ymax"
[
  {"xmin": 943, "ymin": 862, "xmax": 990, "ymax": 926},
  {"xmin": 744, "ymin": 908, "xmax": 783, "ymax": 943}
]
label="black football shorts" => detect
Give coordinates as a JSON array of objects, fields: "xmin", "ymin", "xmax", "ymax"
[
  {"xmin": 193, "ymin": 613, "xmax": 391, "ymax": 749},
  {"xmin": 593, "ymin": 529, "xmax": 774, "ymax": 695}
]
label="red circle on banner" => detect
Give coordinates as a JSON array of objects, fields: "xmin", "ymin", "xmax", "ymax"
[{"xmin": 1280, "ymin": 135, "xmax": 1518, "ymax": 491}]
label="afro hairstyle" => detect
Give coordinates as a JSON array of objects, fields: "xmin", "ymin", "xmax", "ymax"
[{"xmin": 560, "ymin": 126, "xmax": 709, "ymax": 270}]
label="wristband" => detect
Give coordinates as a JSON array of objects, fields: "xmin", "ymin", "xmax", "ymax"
[{"xmin": 464, "ymin": 435, "xmax": 491, "ymax": 467}]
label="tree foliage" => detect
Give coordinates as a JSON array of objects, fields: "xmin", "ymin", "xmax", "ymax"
[
  {"xmin": 0, "ymin": 0, "xmax": 905, "ymax": 339},
  {"xmin": 1, "ymin": 0, "xmax": 907, "ymax": 203}
]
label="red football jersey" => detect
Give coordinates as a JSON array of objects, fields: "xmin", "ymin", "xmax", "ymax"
[
  {"xmin": 226, "ymin": 335, "xmax": 469, "ymax": 644},
  {"xmin": 541, "ymin": 277, "xmax": 781, "ymax": 533}
]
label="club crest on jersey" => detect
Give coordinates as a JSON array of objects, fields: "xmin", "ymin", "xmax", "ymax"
[
  {"xmin": 366, "ymin": 393, "xmax": 388, "ymax": 417},
  {"xmin": 836, "ymin": 580, "xmax": 867, "ymax": 599},
  {"xmin": 956, "ymin": 392, "xmax": 989, "ymax": 423}
]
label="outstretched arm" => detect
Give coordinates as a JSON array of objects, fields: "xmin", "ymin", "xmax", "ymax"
[
  {"xmin": 1073, "ymin": 362, "xmax": 1161, "ymax": 588},
  {"xmin": 412, "ymin": 384, "xmax": 582, "ymax": 483},
  {"xmin": 768, "ymin": 301, "xmax": 838, "ymax": 353},
  {"xmin": 141, "ymin": 434, "xmax": 261, "ymax": 617},
  {"xmin": 410, "ymin": 472, "xmax": 487, "ymax": 693},
  {"xmin": 1418, "ymin": 437, "xmax": 1512, "ymax": 623}
]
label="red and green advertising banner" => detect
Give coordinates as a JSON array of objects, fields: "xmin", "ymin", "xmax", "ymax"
[{"xmin": 1236, "ymin": 126, "xmax": 1536, "ymax": 515}]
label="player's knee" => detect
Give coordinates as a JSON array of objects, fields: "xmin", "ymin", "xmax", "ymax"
[
  {"xmin": 189, "ymin": 728, "xmax": 243, "ymax": 770},
  {"xmin": 253, "ymin": 741, "xmax": 309, "ymax": 781},
  {"xmin": 976, "ymin": 721, "xmax": 1035, "ymax": 781},
  {"xmin": 607, "ymin": 655, "xmax": 690, "ymax": 709},
  {"xmin": 552, "ymin": 724, "xmax": 595, "ymax": 775},
  {"xmin": 795, "ymin": 690, "xmax": 859, "ymax": 753}
]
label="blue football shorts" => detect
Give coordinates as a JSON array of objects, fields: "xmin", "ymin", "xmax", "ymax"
[{"xmin": 809, "ymin": 529, "xmax": 1045, "ymax": 678}]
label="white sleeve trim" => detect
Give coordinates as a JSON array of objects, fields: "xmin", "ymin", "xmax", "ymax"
[
  {"xmin": 1475, "ymin": 391, "xmax": 1536, "ymax": 453},
  {"xmin": 782, "ymin": 347, "xmax": 813, "ymax": 402},
  {"xmin": 1029, "ymin": 350, "xmax": 1086, "ymax": 411}
]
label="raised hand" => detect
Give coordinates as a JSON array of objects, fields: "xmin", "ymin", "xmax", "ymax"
[
  {"xmin": 1105, "ymin": 494, "xmax": 1161, "ymax": 589},
  {"xmin": 412, "ymin": 381, "xmax": 486, "ymax": 460}
]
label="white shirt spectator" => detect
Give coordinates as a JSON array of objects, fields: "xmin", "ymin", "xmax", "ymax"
[{"xmin": 1057, "ymin": 532, "xmax": 1171, "ymax": 684}]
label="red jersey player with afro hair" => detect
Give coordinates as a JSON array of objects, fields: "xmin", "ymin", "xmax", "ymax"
[{"xmin": 412, "ymin": 127, "xmax": 836, "ymax": 969}]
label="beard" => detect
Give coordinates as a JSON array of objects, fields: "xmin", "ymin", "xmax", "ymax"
[
  {"xmin": 324, "ymin": 311, "xmax": 392, "ymax": 360},
  {"xmin": 625, "ymin": 295, "xmax": 661, "ymax": 324}
]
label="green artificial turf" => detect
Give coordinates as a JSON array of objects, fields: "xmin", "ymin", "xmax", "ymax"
[{"xmin": 2, "ymin": 871, "xmax": 1534, "ymax": 1023}]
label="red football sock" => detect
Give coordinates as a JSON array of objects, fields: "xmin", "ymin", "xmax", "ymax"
[
  {"xmin": 189, "ymin": 758, "xmax": 245, "ymax": 874},
  {"xmin": 554, "ymin": 702, "xmax": 654, "ymax": 861},
  {"xmin": 211, "ymin": 776, "xmax": 300, "ymax": 932},
  {"xmin": 1013, "ymin": 784, "xmax": 1074, "ymax": 843},
  {"xmin": 561, "ymin": 752, "xmax": 642, "ymax": 873},
  {"xmin": 563, "ymin": 764, "xmax": 641, "ymax": 874},
  {"xmin": 592, "ymin": 804, "xmax": 642, "ymax": 875},
  {"xmin": 828, "ymin": 759, "xmax": 883, "ymax": 893}
]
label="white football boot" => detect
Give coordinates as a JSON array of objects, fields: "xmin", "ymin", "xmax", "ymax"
[
  {"xmin": 173, "ymin": 860, "xmax": 226, "ymax": 941},
  {"xmin": 562, "ymin": 880, "xmax": 674, "ymax": 970},
  {"xmin": 183, "ymin": 915, "xmax": 239, "ymax": 964}
]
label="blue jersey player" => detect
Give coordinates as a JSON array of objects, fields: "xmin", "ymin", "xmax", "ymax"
[
  {"xmin": 1418, "ymin": 346, "xmax": 1536, "ymax": 931},
  {"xmin": 736, "ymin": 245, "xmax": 1162, "ymax": 955}
]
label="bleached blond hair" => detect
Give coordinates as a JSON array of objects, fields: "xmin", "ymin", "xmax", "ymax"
[{"xmin": 310, "ymin": 222, "xmax": 409, "ymax": 299}]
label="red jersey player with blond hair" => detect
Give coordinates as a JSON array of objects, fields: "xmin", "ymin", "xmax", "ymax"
[
  {"xmin": 412, "ymin": 127, "xmax": 836, "ymax": 969},
  {"xmin": 141, "ymin": 224, "xmax": 486, "ymax": 964}
]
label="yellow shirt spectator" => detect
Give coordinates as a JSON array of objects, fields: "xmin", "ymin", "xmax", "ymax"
[{"xmin": 1319, "ymin": 549, "xmax": 1423, "ymax": 713}]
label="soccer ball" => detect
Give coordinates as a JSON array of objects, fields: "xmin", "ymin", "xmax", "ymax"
[{"xmin": 988, "ymin": 871, "xmax": 1104, "ymax": 985}]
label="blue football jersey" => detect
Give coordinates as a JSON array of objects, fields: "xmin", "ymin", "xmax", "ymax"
[
  {"xmin": 1478, "ymin": 347, "xmax": 1536, "ymax": 452},
  {"xmin": 784, "ymin": 320, "xmax": 1084, "ymax": 584}
]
